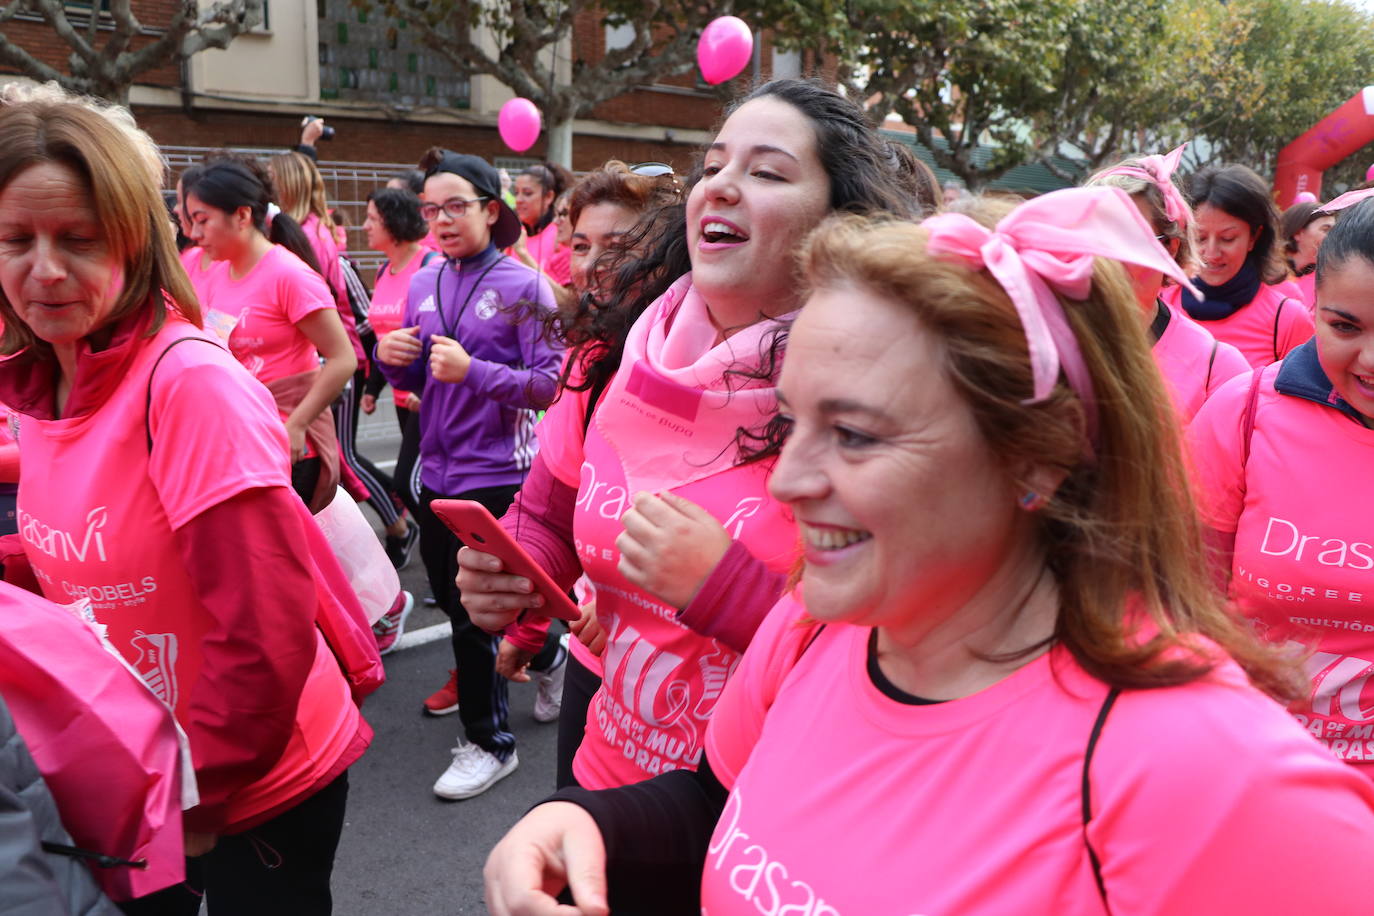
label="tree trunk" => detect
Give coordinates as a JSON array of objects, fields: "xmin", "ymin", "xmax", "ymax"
[{"xmin": 546, "ymin": 117, "xmax": 574, "ymax": 168}]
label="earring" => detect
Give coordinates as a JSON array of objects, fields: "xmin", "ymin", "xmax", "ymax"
[{"xmin": 1018, "ymin": 491, "xmax": 1045, "ymax": 511}]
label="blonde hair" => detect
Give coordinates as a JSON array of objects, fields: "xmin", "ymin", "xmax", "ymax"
[
  {"xmin": 1086, "ymin": 157, "xmax": 1195, "ymax": 270},
  {"xmin": 800, "ymin": 210, "xmax": 1298, "ymax": 700},
  {"xmin": 0, "ymin": 83, "xmax": 199, "ymax": 356},
  {"xmin": 270, "ymin": 150, "xmax": 335, "ymax": 235}
]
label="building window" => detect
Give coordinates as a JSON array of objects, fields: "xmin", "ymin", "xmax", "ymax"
[{"xmin": 317, "ymin": 0, "xmax": 470, "ymax": 110}]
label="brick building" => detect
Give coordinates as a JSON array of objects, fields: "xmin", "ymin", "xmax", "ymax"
[{"xmin": 0, "ymin": 1, "xmax": 813, "ymax": 175}]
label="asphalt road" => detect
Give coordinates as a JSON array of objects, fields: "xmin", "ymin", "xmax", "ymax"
[{"xmin": 330, "ymin": 397, "xmax": 563, "ymax": 915}]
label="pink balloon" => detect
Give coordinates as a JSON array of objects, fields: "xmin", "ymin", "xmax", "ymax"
[
  {"xmin": 498, "ymin": 98, "xmax": 541, "ymax": 153},
  {"xmin": 698, "ymin": 16, "xmax": 753, "ymax": 85},
  {"xmin": 1366, "ymin": 163, "xmax": 1374, "ymax": 183},
  {"xmin": 1294, "ymin": 191, "xmax": 1318, "ymax": 204}
]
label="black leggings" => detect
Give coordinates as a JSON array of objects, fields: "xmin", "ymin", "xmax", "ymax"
[
  {"xmin": 333, "ymin": 370, "xmax": 405, "ymax": 527},
  {"xmin": 555, "ymin": 652, "xmax": 601, "ymax": 789},
  {"xmin": 118, "ymin": 771, "xmax": 349, "ymax": 916},
  {"xmin": 393, "ymin": 403, "xmax": 423, "ymax": 519}
]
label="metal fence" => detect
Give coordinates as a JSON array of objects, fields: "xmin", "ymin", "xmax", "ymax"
[{"xmin": 162, "ymin": 146, "xmax": 416, "ymax": 274}]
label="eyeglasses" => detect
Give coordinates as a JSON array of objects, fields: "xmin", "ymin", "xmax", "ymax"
[
  {"xmin": 630, "ymin": 162, "xmax": 674, "ymax": 178},
  {"xmin": 420, "ymin": 196, "xmax": 489, "ymax": 221}
]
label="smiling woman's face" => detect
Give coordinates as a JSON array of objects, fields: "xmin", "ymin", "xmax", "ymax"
[{"xmin": 0, "ymin": 160, "xmax": 124, "ymax": 350}]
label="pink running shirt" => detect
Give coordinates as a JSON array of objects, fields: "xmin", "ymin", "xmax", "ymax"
[
  {"xmin": 1151, "ymin": 304, "xmax": 1249, "ymax": 422},
  {"xmin": 1162, "ymin": 283, "xmax": 1313, "ymax": 368},
  {"xmin": 701, "ymin": 595, "xmax": 1374, "ymax": 915},
  {"xmin": 197, "ymin": 245, "xmax": 333, "ymax": 384},
  {"xmin": 511, "ymin": 221, "xmax": 571, "ymax": 287},
  {"xmin": 1190, "ymin": 355, "xmax": 1374, "ymax": 775},
  {"xmin": 14, "ymin": 319, "xmax": 363, "ymax": 829},
  {"xmin": 370, "ymin": 248, "xmax": 436, "ymax": 404}
]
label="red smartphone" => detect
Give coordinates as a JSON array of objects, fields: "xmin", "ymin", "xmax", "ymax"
[{"xmin": 430, "ymin": 499, "xmax": 580, "ymax": 621}]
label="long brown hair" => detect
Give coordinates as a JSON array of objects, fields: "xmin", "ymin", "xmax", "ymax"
[
  {"xmin": 800, "ymin": 211, "xmax": 1299, "ymax": 700},
  {"xmin": 0, "ymin": 85, "xmax": 200, "ymax": 357}
]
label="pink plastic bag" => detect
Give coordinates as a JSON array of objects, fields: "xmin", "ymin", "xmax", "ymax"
[
  {"xmin": 0, "ymin": 581, "xmax": 185, "ymax": 900},
  {"xmin": 312, "ymin": 486, "xmax": 399, "ymax": 625}
]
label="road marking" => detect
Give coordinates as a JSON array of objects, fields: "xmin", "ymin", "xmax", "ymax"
[{"xmin": 393, "ymin": 620, "xmax": 452, "ymax": 652}]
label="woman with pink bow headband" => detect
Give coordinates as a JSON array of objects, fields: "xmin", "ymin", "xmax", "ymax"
[
  {"xmin": 483, "ymin": 188, "xmax": 1374, "ymax": 916},
  {"xmin": 1161, "ymin": 164, "xmax": 1314, "ymax": 368},
  {"xmin": 1088, "ymin": 148, "xmax": 1249, "ymax": 421}
]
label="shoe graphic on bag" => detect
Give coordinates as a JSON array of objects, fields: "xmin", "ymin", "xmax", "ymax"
[{"xmin": 131, "ymin": 630, "xmax": 179, "ymax": 708}]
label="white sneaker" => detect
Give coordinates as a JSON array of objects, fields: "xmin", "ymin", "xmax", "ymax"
[
  {"xmin": 532, "ymin": 635, "xmax": 568, "ymax": 723},
  {"xmin": 433, "ymin": 743, "xmax": 518, "ymax": 800}
]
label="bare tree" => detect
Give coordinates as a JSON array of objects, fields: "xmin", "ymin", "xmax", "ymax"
[
  {"xmin": 363, "ymin": 0, "xmax": 744, "ymax": 166},
  {"xmin": 0, "ymin": 0, "xmax": 266, "ymax": 103}
]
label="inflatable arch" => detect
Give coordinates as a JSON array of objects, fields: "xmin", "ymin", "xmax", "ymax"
[{"xmin": 1273, "ymin": 86, "xmax": 1374, "ymax": 208}]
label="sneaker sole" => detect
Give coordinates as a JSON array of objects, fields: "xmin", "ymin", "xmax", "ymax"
[
  {"xmin": 433, "ymin": 753, "xmax": 519, "ymax": 800},
  {"xmin": 422, "ymin": 702, "xmax": 461, "ymax": 717},
  {"xmin": 377, "ymin": 592, "xmax": 416, "ymax": 657}
]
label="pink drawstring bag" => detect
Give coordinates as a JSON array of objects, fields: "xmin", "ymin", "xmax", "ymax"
[{"xmin": 0, "ymin": 581, "xmax": 186, "ymax": 901}]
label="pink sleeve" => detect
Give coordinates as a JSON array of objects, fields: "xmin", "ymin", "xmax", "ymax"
[
  {"xmin": 278, "ymin": 258, "xmax": 334, "ymax": 327},
  {"xmin": 704, "ymin": 595, "xmax": 814, "ymax": 790},
  {"xmin": 1277, "ymin": 298, "xmax": 1315, "ymax": 359},
  {"xmin": 176, "ymin": 487, "xmax": 319, "ymax": 833},
  {"xmin": 148, "ymin": 345, "xmax": 291, "ymax": 529},
  {"xmin": 677, "ymin": 539, "xmax": 787, "ymax": 653},
  {"xmin": 1205, "ymin": 340, "xmax": 1250, "ymax": 398},
  {"xmin": 499, "ymin": 452, "xmax": 583, "ymax": 654},
  {"xmin": 535, "ymin": 361, "xmax": 595, "ymax": 488},
  {"xmin": 1185, "ymin": 369, "xmax": 1254, "ymax": 534},
  {"xmin": 1089, "ymin": 676, "xmax": 1374, "ymax": 915}
]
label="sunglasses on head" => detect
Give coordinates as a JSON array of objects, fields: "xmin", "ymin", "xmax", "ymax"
[{"xmin": 630, "ymin": 162, "xmax": 674, "ymax": 178}]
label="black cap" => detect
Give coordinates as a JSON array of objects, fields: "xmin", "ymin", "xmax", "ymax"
[{"xmin": 423, "ymin": 150, "xmax": 521, "ymax": 249}]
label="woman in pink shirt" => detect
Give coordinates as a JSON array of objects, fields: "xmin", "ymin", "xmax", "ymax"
[
  {"xmin": 1087, "ymin": 150, "xmax": 1249, "ymax": 421},
  {"xmin": 0, "ymin": 86, "xmax": 377, "ymax": 915},
  {"xmin": 508, "ymin": 161, "xmax": 574, "ymax": 288},
  {"xmin": 485, "ymin": 189, "xmax": 1374, "ymax": 916},
  {"xmin": 181, "ymin": 157, "xmax": 357, "ymax": 511},
  {"xmin": 459, "ymin": 80, "xmax": 918, "ymax": 794},
  {"xmin": 523, "ymin": 160, "xmax": 685, "ymax": 788},
  {"xmin": 1279, "ymin": 199, "xmax": 1335, "ymax": 310},
  {"xmin": 1162, "ymin": 164, "xmax": 1313, "ymax": 368},
  {"xmin": 1190, "ymin": 195, "xmax": 1374, "ymax": 779}
]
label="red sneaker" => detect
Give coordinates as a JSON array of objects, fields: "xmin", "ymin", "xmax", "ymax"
[{"xmin": 423, "ymin": 669, "xmax": 460, "ymax": 716}]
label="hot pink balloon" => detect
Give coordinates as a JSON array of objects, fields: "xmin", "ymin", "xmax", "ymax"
[
  {"xmin": 698, "ymin": 16, "xmax": 753, "ymax": 85},
  {"xmin": 1366, "ymin": 162, "xmax": 1374, "ymax": 183},
  {"xmin": 1294, "ymin": 190, "xmax": 1318, "ymax": 204},
  {"xmin": 498, "ymin": 98, "xmax": 541, "ymax": 152}
]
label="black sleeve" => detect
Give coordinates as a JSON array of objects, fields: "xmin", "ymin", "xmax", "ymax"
[
  {"xmin": 291, "ymin": 143, "xmax": 318, "ymax": 161},
  {"xmin": 542, "ymin": 756, "xmax": 728, "ymax": 915},
  {"xmin": 360, "ymin": 326, "xmax": 386, "ymax": 396}
]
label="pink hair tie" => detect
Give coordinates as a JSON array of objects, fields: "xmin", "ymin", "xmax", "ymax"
[
  {"xmin": 924, "ymin": 186, "xmax": 1201, "ymax": 451},
  {"xmin": 1093, "ymin": 144, "xmax": 1191, "ymax": 229}
]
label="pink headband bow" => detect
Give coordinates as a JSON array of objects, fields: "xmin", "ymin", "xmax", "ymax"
[
  {"xmin": 1093, "ymin": 144, "xmax": 1191, "ymax": 229},
  {"xmin": 1316, "ymin": 188, "xmax": 1374, "ymax": 215},
  {"xmin": 924, "ymin": 186, "xmax": 1201, "ymax": 446}
]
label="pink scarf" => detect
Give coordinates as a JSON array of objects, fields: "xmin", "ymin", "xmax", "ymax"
[{"xmin": 593, "ymin": 273, "xmax": 791, "ymax": 495}]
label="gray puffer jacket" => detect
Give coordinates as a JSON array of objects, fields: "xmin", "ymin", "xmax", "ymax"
[{"xmin": 0, "ymin": 693, "xmax": 119, "ymax": 915}]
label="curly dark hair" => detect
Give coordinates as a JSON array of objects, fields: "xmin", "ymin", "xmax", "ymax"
[{"xmin": 367, "ymin": 186, "xmax": 428, "ymax": 244}]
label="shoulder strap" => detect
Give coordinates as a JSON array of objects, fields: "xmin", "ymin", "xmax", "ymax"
[
  {"xmin": 1082, "ymin": 685, "xmax": 1121, "ymax": 909},
  {"xmin": 144, "ymin": 336, "xmax": 224, "ymax": 451},
  {"xmin": 1240, "ymin": 367, "xmax": 1264, "ymax": 469},
  {"xmin": 1272, "ymin": 297, "xmax": 1292, "ymax": 363}
]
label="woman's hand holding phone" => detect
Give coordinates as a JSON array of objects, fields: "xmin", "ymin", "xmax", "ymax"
[{"xmin": 456, "ymin": 546, "xmax": 545, "ymax": 634}]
